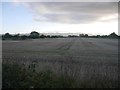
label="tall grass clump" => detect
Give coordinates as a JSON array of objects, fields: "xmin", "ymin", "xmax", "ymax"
[
  {"xmin": 3, "ymin": 60, "xmax": 118, "ymax": 88},
  {"xmin": 2, "ymin": 61, "xmax": 78, "ymax": 88}
]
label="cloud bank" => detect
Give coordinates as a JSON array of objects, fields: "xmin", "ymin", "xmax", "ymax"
[
  {"xmin": 20, "ymin": 2, "xmax": 118, "ymax": 24},
  {"xmin": 11, "ymin": 0, "xmax": 120, "ymax": 2},
  {"xmin": 26, "ymin": 2, "xmax": 118, "ymax": 24}
]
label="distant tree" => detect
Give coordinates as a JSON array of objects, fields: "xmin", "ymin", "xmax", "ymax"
[
  {"xmin": 51, "ymin": 35, "xmax": 58, "ymax": 38},
  {"xmin": 68, "ymin": 35, "xmax": 72, "ymax": 37},
  {"xmin": 109, "ymin": 32, "xmax": 118, "ymax": 38},
  {"xmin": 68, "ymin": 35, "xmax": 78, "ymax": 37},
  {"xmin": 14, "ymin": 34, "xmax": 20, "ymax": 37},
  {"xmin": 101, "ymin": 35, "xmax": 108, "ymax": 38},
  {"xmin": 79, "ymin": 34, "xmax": 85, "ymax": 37},
  {"xmin": 46, "ymin": 35, "xmax": 50, "ymax": 38},
  {"xmin": 96, "ymin": 35, "xmax": 100, "ymax": 38},
  {"xmin": 2, "ymin": 33, "xmax": 12, "ymax": 40},
  {"xmin": 3, "ymin": 33, "xmax": 12, "ymax": 38},
  {"xmin": 20, "ymin": 35, "xmax": 28, "ymax": 40},
  {"xmin": 13, "ymin": 34, "xmax": 20, "ymax": 40},
  {"xmin": 58, "ymin": 35, "xmax": 64, "ymax": 38},
  {"xmin": 30, "ymin": 31, "xmax": 39, "ymax": 39},
  {"xmin": 40, "ymin": 34, "xmax": 46, "ymax": 38},
  {"xmin": 85, "ymin": 34, "xmax": 88, "ymax": 37}
]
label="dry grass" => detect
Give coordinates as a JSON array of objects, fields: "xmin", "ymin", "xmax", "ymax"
[{"xmin": 2, "ymin": 38, "xmax": 118, "ymax": 88}]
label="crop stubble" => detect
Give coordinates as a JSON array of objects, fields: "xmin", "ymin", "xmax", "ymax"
[{"xmin": 2, "ymin": 38, "xmax": 118, "ymax": 88}]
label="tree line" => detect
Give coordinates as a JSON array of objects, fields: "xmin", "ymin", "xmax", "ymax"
[
  {"xmin": 2, "ymin": 31, "xmax": 64, "ymax": 40},
  {"xmin": 78, "ymin": 32, "xmax": 119, "ymax": 38},
  {"xmin": 1, "ymin": 31, "xmax": 119, "ymax": 40}
]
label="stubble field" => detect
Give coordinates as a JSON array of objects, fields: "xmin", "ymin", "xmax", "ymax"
[{"xmin": 2, "ymin": 38, "xmax": 118, "ymax": 88}]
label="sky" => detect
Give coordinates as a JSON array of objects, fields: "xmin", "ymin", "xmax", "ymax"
[{"xmin": 1, "ymin": 0, "xmax": 119, "ymax": 35}]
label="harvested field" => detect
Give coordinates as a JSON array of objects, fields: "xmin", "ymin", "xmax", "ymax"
[{"xmin": 2, "ymin": 38, "xmax": 118, "ymax": 88}]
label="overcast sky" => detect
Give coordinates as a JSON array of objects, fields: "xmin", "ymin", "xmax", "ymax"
[{"xmin": 2, "ymin": 0, "xmax": 119, "ymax": 35}]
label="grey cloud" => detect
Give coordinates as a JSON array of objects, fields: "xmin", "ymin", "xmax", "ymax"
[
  {"xmin": 25, "ymin": 2, "xmax": 118, "ymax": 24},
  {"xmin": 12, "ymin": 0, "xmax": 120, "ymax": 2}
]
